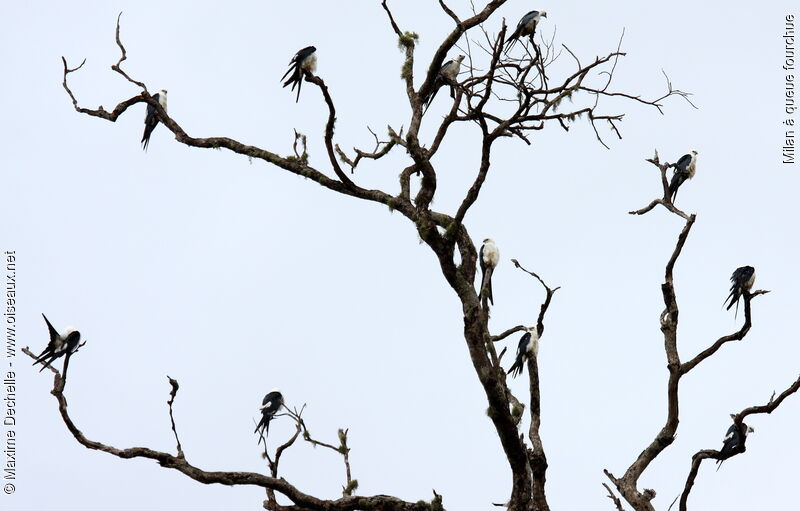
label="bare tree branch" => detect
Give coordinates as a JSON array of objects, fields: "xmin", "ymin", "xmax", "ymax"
[
  {"xmin": 110, "ymin": 12, "xmax": 147, "ymax": 90},
  {"xmin": 628, "ymin": 151, "xmax": 691, "ymax": 219},
  {"xmin": 678, "ymin": 374, "xmax": 800, "ymax": 510},
  {"xmin": 680, "ymin": 290, "xmax": 770, "ymax": 374},
  {"xmin": 335, "ymin": 127, "xmax": 398, "ymax": 173},
  {"xmin": 166, "ymin": 376, "xmax": 185, "ymax": 459},
  {"xmin": 438, "ymin": 0, "xmax": 461, "ymax": 24},
  {"xmin": 491, "ymin": 325, "xmax": 526, "ymax": 343},
  {"xmin": 736, "ymin": 375, "xmax": 800, "ymax": 422},
  {"xmin": 609, "ymin": 150, "xmax": 783, "ymax": 511},
  {"xmin": 23, "ymin": 348, "xmax": 438, "ymax": 511},
  {"xmin": 607, "ymin": 212, "xmax": 693, "ymax": 511},
  {"xmin": 60, "ymin": 34, "xmax": 418, "ymax": 225},
  {"xmin": 603, "ymin": 482, "xmax": 625, "ymax": 511},
  {"xmin": 290, "ymin": 408, "xmax": 357, "ymax": 497},
  {"xmin": 53, "ymin": 8, "xmax": 702, "ymax": 511},
  {"xmin": 510, "ymin": 259, "xmax": 560, "ymax": 338}
]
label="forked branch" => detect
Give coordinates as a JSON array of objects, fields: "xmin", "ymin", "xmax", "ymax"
[
  {"xmin": 678, "ymin": 374, "xmax": 800, "ymax": 510},
  {"xmin": 22, "ymin": 348, "xmax": 437, "ymax": 511}
]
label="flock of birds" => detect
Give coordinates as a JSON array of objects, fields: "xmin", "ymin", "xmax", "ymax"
[
  {"xmin": 32, "ymin": 248, "xmax": 756, "ymax": 459},
  {"xmin": 48, "ymin": 9, "xmax": 758, "ymax": 467},
  {"xmin": 477, "ymin": 149, "xmax": 758, "ymax": 466},
  {"xmin": 139, "ymin": 42, "xmax": 319, "ymax": 151},
  {"xmin": 138, "ymin": 10, "xmax": 549, "ymax": 150}
]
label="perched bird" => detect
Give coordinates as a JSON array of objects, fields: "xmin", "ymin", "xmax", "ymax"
[
  {"xmin": 668, "ymin": 150, "xmax": 698, "ymax": 203},
  {"xmin": 282, "ymin": 46, "xmax": 317, "ymax": 102},
  {"xmin": 506, "ymin": 10, "xmax": 548, "ymax": 48},
  {"xmin": 424, "ymin": 55, "xmax": 465, "ymax": 110},
  {"xmin": 33, "ymin": 314, "xmax": 81, "ymax": 372},
  {"xmin": 141, "ymin": 89, "xmax": 168, "ymax": 151},
  {"xmin": 508, "ymin": 327, "xmax": 539, "ymax": 378},
  {"xmin": 724, "ymin": 266, "xmax": 756, "ymax": 315},
  {"xmin": 716, "ymin": 421, "xmax": 754, "ymax": 471},
  {"xmin": 479, "ymin": 238, "xmax": 500, "ymax": 305},
  {"xmin": 255, "ymin": 389, "xmax": 284, "ymax": 444}
]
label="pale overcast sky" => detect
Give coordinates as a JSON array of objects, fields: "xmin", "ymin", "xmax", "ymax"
[{"xmin": 2, "ymin": 1, "xmax": 799, "ymax": 510}]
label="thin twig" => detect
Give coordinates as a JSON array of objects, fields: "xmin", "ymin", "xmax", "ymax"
[
  {"xmin": 603, "ymin": 483, "xmax": 625, "ymax": 511},
  {"xmin": 166, "ymin": 376, "xmax": 185, "ymax": 459}
]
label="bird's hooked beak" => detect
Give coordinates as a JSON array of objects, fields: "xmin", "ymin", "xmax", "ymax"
[{"xmin": 541, "ymin": 12, "xmax": 548, "ymax": 17}]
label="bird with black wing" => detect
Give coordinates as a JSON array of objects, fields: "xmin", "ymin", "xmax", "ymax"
[
  {"xmin": 255, "ymin": 388, "xmax": 284, "ymax": 445},
  {"xmin": 724, "ymin": 266, "xmax": 756, "ymax": 316},
  {"xmin": 34, "ymin": 314, "xmax": 81, "ymax": 372},
  {"xmin": 282, "ymin": 46, "xmax": 317, "ymax": 102}
]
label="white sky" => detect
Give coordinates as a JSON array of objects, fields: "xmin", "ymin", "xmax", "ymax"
[{"xmin": 2, "ymin": 1, "xmax": 799, "ymax": 510}]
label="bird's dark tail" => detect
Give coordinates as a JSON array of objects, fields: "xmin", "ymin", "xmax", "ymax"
[
  {"xmin": 724, "ymin": 289, "xmax": 740, "ymax": 311},
  {"xmin": 33, "ymin": 345, "xmax": 56, "ymax": 369},
  {"xmin": 505, "ymin": 28, "xmax": 522, "ymax": 50},
  {"xmin": 282, "ymin": 65, "xmax": 303, "ymax": 97},
  {"xmin": 255, "ymin": 415, "xmax": 273, "ymax": 445},
  {"xmin": 255, "ymin": 417, "xmax": 267, "ymax": 445},
  {"xmin": 34, "ymin": 354, "xmax": 57, "ymax": 372},
  {"xmin": 479, "ymin": 267, "xmax": 495, "ymax": 306},
  {"xmin": 716, "ymin": 459, "xmax": 724, "ymax": 472},
  {"xmin": 423, "ymin": 82, "xmax": 443, "ymax": 114},
  {"xmin": 508, "ymin": 356, "xmax": 524, "ymax": 378},
  {"xmin": 281, "ymin": 64, "xmax": 296, "ymax": 84},
  {"xmin": 295, "ymin": 77, "xmax": 303, "ymax": 103},
  {"xmin": 254, "ymin": 416, "xmax": 265, "ymax": 435},
  {"xmin": 724, "ymin": 291, "xmax": 735, "ymax": 310},
  {"xmin": 668, "ymin": 172, "xmax": 684, "ymax": 203},
  {"xmin": 141, "ymin": 122, "xmax": 156, "ymax": 151},
  {"xmin": 32, "ymin": 347, "xmax": 49, "ymax": 365}
]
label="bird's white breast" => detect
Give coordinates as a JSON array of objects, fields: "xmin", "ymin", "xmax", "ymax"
[
  {"xmin": 686, "ymin": 154, "xmax": 697, "ymax": 178},
  {"xmin": 302, "ymin": 54, "xmax": 317, "ymax": 73},
  {"xmin": 529, "ymin": 337, "xmax": 539, "ymax": 357},
  {"xmin": 442, "ymin": 58, "xmax": 462, "ymax": 81},
  {"xmin": 482, "ymin": 243, "xmax": 500, "ymax": 267},
  {"xmin": 745, "ymin": 271, "xmax": 756, "ymax": 290}
]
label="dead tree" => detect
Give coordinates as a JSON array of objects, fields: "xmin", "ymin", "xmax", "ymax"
[
  {"xmin": 613, "ymin": 154, "xmax": 798, "ymax": 511},
  {"xmin": 28, "ymin": 2, "xmax": 798, "ymax": 511}
]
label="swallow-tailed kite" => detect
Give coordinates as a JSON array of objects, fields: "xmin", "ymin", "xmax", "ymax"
[
  {"xmin": 282, "ymin": 46, "xmax": 317, "ymax": 103},
  {"xmin": 716, "ymin": 421, "xmax": 754, "ymax": 471},
  {"xmin": 506, "ymin": 10, "xmax": 548, "ymax": 48},
  {"xmin": 424, "ymin": 55, "xmax": 465, "ymax": 110},
  {"xmin": 479, "ymin": 238, "xmax": 500, "ymax": 305},
  {"xmin": 33, "ymin": 314, "xmax": 81, "ymax": 372},
  {"xmin": 141, "ymin": 89, "xmax": 168, "ymax": 151},
  {"xmin": 255, "ymin": 389, "xmax": 284, "ymax": 444},
  {"xmin": 668, "ymin": 150, "xmax": 698, "ymax": 203},
  {"xmin": 508, "ymin": 327, "xmax": 539, "ymax": 378},
  {"xmin": 724, "ymin": 266, "xmax": 756, "ymax": 314}
]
